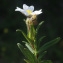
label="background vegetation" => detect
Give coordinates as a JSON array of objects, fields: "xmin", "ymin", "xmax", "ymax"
[{"xmin": 0, "ymin": 0, "xmax": 63, "ymax": 63}]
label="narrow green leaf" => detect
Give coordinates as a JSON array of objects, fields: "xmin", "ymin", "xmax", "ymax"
[
  {"xmin": 38, "ymin": 51, "xmax": 47, "ymax": 60},
  {"xmin": 36, "ymin": 21, "xmax": 44, "ymax": 35},
  {"xmin": 16, "ymin": 29, "xmax": 32, "ymax": 43},
  {"xmin": 17, "ymin": 43, "xmax": 36, "ymax": 63},
  {"xmin": 24, "ymin": 59, "xmax": 30, "ymax": 63},
  {"xmin": 37, "ymin": 36, "xmax": 46, "ymax": 48},
  {"xmin": 41, "ymin": 60, "xmax": 53, "ymax": 63},
  {"xmin": 39, "ymin": 37, "xmax": 61, "ymax": 53},
  {"xmin": 38, "ymin": 36, "xmax": 46, "ymax": 44},
  {"xmin": 25, "ymin": 42, "xmax": 34, "ymax": 54}
]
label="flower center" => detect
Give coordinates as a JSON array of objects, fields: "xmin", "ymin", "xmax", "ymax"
[{"xmin": 26, "ymin": 10, "xmax": 32, "ymax": 15}]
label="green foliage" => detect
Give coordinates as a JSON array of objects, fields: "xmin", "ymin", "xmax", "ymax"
[
  {"xmin": 25, "ymin": 42, "xmax": 34, "ymax": 54},
  {"xmin": 36, "ymin": 21, "xmax": 44, "ymax": 33},
  {"xmin": 36, "ymin": 21, "xmax": 44, "ymax": 37},
  {"xmin": 39, "ymin": 37, "xmax": 60, "ymax": 53},
  {"xmin": 27, "ymin": 25, "xmax": 36, "ymax": 41},
  {"xmin": 16, "ymin": 21, "xmax": 61, "ymax": 63},
  {"xmin": 37, "ymin": 36, "xmax": 46, "ymax": 49},
  {"xmin": 41, "ymin": 60, "xmax": 53, "ymax": 63},
  {"xmin": 16, "ymin": 29, "xmax": 32, "ymax": 43},
  {"xmin": 17, "ymin": 43, "xmax": 36, "ymax": 63},
  {"xmin": 38, "ymin": 51, "xmax": 47, "ymax": 60}
]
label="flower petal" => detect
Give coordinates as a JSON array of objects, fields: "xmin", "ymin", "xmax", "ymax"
[
  {"xmin": 22, "ymin": 10, "xmax": 29, "ymax": 16},
  {"xmin": 29, "ymin": 5, "xmax": 34, "ymax": 11},
  {"xmin": 31, "ymin": 9, "xmax": 42, "ymax": 15},
  {"xmin": 23, "ymin": 4, "xmax": 28, "ymax": 10},
  {"xmin": 15, "ymin": 7, "xmax": 28, "ymax": 16},
  {"xmin": 15, "ymin": 7, "xmax": 24, "ymax": 12}
]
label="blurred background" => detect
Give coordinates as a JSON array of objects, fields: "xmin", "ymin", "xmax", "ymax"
[{"xmin": 0, "ymin": 0, "xmax": 63, "ymax": 63}]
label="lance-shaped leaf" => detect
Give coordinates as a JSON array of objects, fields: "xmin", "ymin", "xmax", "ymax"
[
  {"xmin": 41, "ymin": 60, "xmax": 53, "ymax": 63},
  {"xmin": 37, "ymin": 36, "xmax": 46, "ymax": 49},
  {"xmin": 16, "ymin": 29, "xmax": 32, "ymax": 43},
  {"xmin": 36, "ymin": 21, "xmax": 44, "ymax": 36},
  {"xmin": 25, "ymin": 42, "xmax": 34, "ymax": 54},
  {"xmin": 38, "ymin": 51, "xmax": 47, "ymax": 60},
  {"xmin": 39, "ymin": 37, "xmax": 61, "ymax": 53},
  {"xmin": 24, "ymin": 59, "xmax": 30, "ymax": 63},
  {"xmin": 17, "ymin": 43, "xmax": 36, "ymax": 63}
]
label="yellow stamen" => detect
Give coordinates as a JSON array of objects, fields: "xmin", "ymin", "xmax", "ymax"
[{"xmin": 26, "ymin": 10, "xmax": 32, "ymax": 14}]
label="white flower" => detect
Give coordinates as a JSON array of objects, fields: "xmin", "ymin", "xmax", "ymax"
[{"xmin": 15, "ymin": 4, "xmax": 42, "ymax": 16}]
